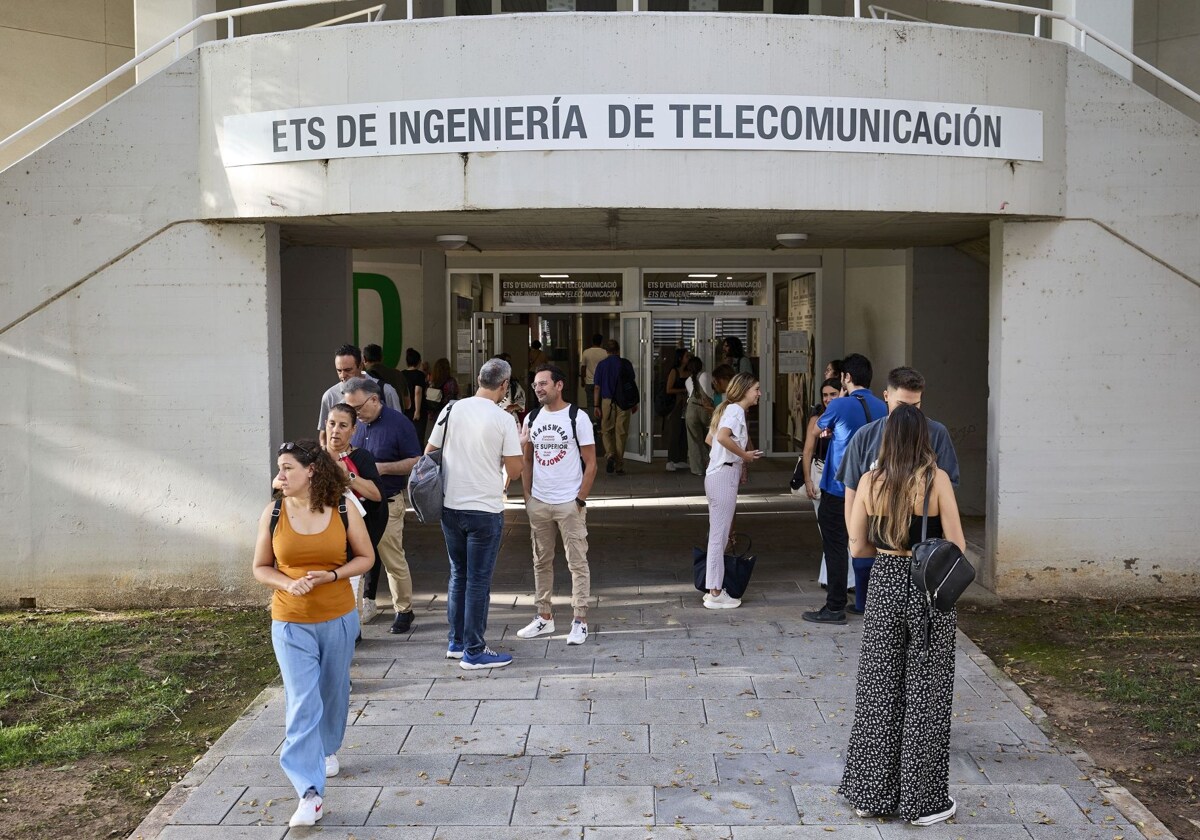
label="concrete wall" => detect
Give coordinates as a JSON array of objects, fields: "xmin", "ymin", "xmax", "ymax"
[
  {"xmin": 0, "ymin": 0, "xmax": 136, "ymax": 169},
  {"xmin": 988, "ymin": 219, "xmax": 1199, "ymax": 597},
  {"xmin": 911, "ymin": 246, "xmax": 989, "ymax": 517},
  {"xmin": 1134, "ymin": 0, "xmax": 1200, "ymax": 122},
  {"xmin": 281, "ymin": 245, "xmax": 352, "ymax": 443},
  {"xmin": 1, "ymin": 222, "xmax": 278, "ymax": 608},
  {"xmin": 842, "ymin": 250, "xmax": 908, "ymax": 383},
  {"xmin": 197, "ymin": 15, "xmax": 1068, "ymax": 220}
]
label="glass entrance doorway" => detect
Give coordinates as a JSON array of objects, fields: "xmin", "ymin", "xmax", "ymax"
[
  {"xmin": 649, "ymin": 311, "xmax": 768, "ymax": 456},
  {"xmin": 468, "ymin": 310, "xmax": 652, "ymax": 463}
]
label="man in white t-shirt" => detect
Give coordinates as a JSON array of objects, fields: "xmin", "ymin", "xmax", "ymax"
[
  {"xmin": 425, "ymin": 358, "xmax": 524, "ymax": 670},
  {"xmin": 516, "ymin": 365, "xmax": 598, "ymax": 646}
]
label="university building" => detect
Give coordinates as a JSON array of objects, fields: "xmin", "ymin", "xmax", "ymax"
[{"xmin": 1, "ymin": 0, "xmax": 1197, "ymax": 606}]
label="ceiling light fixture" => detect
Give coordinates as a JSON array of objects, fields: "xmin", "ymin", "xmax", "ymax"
[
  {"xmin": 687, "ymin": 274, "xmax": 718, "ymax": 278},
  {"xmin": 539, "ymin": 274, "xmax": 570, "ymax": 279},
  {"xmin": 775, "ymin": 233, "xmax": 809, "ymax": 248},
  {"xmin": 435, "ymin": 234, "xmax": 481, "ymax": 252}
]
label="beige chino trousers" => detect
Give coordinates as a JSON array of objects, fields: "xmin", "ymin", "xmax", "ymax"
[
  {"xmin": 375, "ymin": 492, "xmax": 413, "ymax": 614},
  {"xmin": 600, "ymin": 398, "xmax": 630, "ymax": 469},
  {"xmin": 527, "ymin": 497, "xmax": 590, "ymax": 619}
]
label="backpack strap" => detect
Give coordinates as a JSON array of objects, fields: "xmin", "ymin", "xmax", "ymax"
[
  {"xmin": 527, "ymin": 405, "xmax": 542, "ymax": 426},
  {"xmin": 568, "ymin": 404, "xmax": 583, "ymax": 468},
  {"xmin": 270, "ymin": 497, "xmax": 283, "ymax": 536},
  {"xmin": 852, "ymin": 393, "xmax": 873, "ymax": 423}
]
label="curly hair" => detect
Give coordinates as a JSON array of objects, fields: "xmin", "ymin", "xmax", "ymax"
[{"xmin": 278, "ymin": 438, "xmax": 349, "ymax": 511}]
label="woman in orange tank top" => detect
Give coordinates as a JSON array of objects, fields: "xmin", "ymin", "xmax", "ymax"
[{"xmin": 252, "ymin": 439, "xmax": 374, "ymax": 828}]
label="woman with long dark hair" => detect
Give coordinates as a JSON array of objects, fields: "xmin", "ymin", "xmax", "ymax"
[
  {"xmin": 840, "ymin": 405, "xmax": 965, "ymax": 826},
  {"xmin": 722, "ymin": 336, "xmax": 753, "ymax": 375},
  {"xmin": 253, "ymin": 440, "xmax": 375, "ymax": 827},
  {"xmin": 683, "ymin": 355, "xmax": 714, "ymax": 476},
  {"xmin": 425, "ymin": 357, "xmax": 460, "ymax": 422},
  {"xmin": 803, "ymin": 377, "xmax": 854, "ymax": 593},
  {"xmin": 701, "ymin": 372, "xmax": 764, "ymax": 609},
  {"xmin": 664, "ymin": 347, "xmax": 691, "ymax": 471},
  {"xmin": 323, "ymin": 404, "xmax": 387, "ymax": 625}
]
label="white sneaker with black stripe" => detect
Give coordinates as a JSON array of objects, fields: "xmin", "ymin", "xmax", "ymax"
[
  {"xmin": 566, "ymin": 620, "xmax": 588, "ymax": 645},
  {"xmin": 516, "ymin": 616, "xmax": 555, "ymax": 639}
]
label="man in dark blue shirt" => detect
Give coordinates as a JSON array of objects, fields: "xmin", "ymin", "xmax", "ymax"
[
  {"xmin": 803, "ymin": 353, "xmax": 887, "ymax": 626},
  {"xmin": 343, "ymin": 377, "xmax": 423, "ymax": 635},
  {"xmin": 592, "ymin": 340, "xmax": 635, "ymax": 475}
]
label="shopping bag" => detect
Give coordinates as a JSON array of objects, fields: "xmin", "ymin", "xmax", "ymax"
[{"xmin": 692, "ymin": 534, "xmax": 757, "ymax": 600}]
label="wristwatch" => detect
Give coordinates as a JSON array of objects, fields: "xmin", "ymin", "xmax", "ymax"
[
  {"xmin": 348, "ymin": 473, "xmax": 357, "ymax": 483},
  {"xmin": 575, "ymin": 497, "xmax": 587, "ymax": 508}
]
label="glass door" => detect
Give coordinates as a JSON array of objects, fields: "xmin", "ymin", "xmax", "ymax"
[
  {"xmin": 709, "ymin": 313, "xmax": 771, "ymax": 453},
  {"xmin": 470, "ymin": 312, "xmax": 503, "ymax": 378},
  {"xmin": 620, "ymin": 312, "xmax": 652, "ymax": 463}
]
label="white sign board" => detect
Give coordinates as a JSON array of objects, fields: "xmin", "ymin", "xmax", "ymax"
[{"xmin": 221, "ymin": 93, "xmax": 1043, "ymax": 167}]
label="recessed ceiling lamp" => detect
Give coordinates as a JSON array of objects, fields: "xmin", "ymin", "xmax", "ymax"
[
  {"xmin": 436, "ymin": 234, "xmax": 481, "ymax": 252},
  {"xmin": 687, "ymin": 274, "xmax": 718, "ymax": 278},
  {"xmin": 539, "ymin": 274, "xmax": 570, "ymax": 279},
  {"xmin": 775, "ymin": 233, "xmax": 809, "ymax": 248}
]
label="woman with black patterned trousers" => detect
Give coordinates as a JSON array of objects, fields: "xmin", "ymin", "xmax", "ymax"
[{"xmin": 839, "ymin": 405, "xmax": 965, "ymax": 827}]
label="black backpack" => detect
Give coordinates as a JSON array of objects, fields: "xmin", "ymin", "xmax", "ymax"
[{"xmin": 615, "ymin": 358, "xmax": 640, "ymax": 411}]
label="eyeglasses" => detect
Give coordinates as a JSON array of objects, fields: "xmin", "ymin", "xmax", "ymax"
[{"xmin": 344, "ymin": 394, "xmax": 377, "ymax": 412}]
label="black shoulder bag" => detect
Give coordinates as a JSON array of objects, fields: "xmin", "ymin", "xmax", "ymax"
[{"xmin": 910, "ymin": 474, "xmax": 975, "ymax": 614}]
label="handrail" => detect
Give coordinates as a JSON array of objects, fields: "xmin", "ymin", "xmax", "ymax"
[
  {"xmin": 2, "ymin": 0, "xmax": 1196, "ymax": 162},
  {"xmin": 857, "ymin": 0, "xmax": 1198, "ymax": 109},
  {"xmin": 0, "ymin": 0, "xmax": 386, "ymax": 157}
]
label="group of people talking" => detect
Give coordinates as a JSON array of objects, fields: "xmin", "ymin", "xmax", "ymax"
[{"xmin": 251, "ymin": 340, "xmax": 967, "ymax": 830}]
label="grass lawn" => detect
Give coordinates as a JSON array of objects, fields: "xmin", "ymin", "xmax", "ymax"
[
  {"xmin": 0, "ymin": 608, "xmax": 278, "ymax": 839},
  {"xmin": 959, "ymin": 598, "xmax": 1200, "ymax": 840}
]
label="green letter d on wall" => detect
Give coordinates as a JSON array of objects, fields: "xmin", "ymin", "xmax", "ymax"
[{"xmin": 353, "ymin": 273, "xmax": 403, "ymax": 368}]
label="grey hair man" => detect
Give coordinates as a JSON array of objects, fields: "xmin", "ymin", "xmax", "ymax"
[
  {"xmin": 425, "ymin": 357, "xmax": 524, "ymax": 670},
  {"xmin": 343, "ymin": 376, "xmax": 423, "ymax": 635}
]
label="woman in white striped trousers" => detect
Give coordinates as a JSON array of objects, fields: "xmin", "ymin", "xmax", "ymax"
[{"xmin": 702, "ymin": 373, "xmax": 764, "ymax": 610}]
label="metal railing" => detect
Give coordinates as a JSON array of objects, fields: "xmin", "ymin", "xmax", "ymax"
[
  {"xmin": 0, "ymin": 0, "xmax": 386, "ymax": 158},
  {"xmin": 2, "ymin": 0, "xmax": 1196, "ymax": 161},
  {"xmin": 859, "ymin": 0, "xmax": 1198, "ymax": 109}
]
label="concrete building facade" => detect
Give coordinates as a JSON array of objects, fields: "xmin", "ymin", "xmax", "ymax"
[{"xmin": 1, "ymin": 0, "xmax": 1197, "ymax": 606}]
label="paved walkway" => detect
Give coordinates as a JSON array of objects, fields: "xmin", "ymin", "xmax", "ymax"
[{"xmin": 132, "ymin": 461, "xmax": 1168, "ymax": 840}]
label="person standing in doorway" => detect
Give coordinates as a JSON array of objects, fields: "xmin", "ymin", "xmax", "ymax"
[
  {"xmin": 801, "ymin": 353, "xmax": 887, "ymax": 625},
  {"xmin": 593, "ymin": 339, "xmax": 637, "ymax": 476},
  {"xmin": 363, "ymin": 343, "xmax": 411, "ymax": 413},
  {"xmin": 527, "ymin": 339, "xmax": 548, "ymax": 383},
  {"xmin": 342, "ymin": 377, "xmax": 422, "ymax": 635},
  {"xmin": 722, "ymin": 336, "xmax": 754, "ymax": 376},
  {"xmin": 426, "ymin": 357, "xmax": 524, "ymax": 669},
  {"xmin": 580, "ymin": 333, "xmax": 607, "ymax": 422},
  {"xmin": 684, "ymin": 355, "xmax": 714, "ymax": 476},
  {"xmin": 425, "ymin": 357, "xmax": 460, "ymax": 422},
  {"xmin": 401, "ymin": 348, "xmax": 429, "ymax": 441},
  {"xmin": 664, "ymin": 348, "xmax": 691, "ymax": 472},
  {"xmin": 516, "ymin": 364, "xmax": 597, "ymax": 646},
  {"xmin": 803, "ymin": 377, "xmax": 852, "ymax": 594},
  {"xmin": 702, "ymin": 372, "xmax": 764, "ymax": 609}
]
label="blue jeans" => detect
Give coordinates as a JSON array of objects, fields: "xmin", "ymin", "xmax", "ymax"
[
  {"xmin": 271, "ymin": 610, "xmax": 358, "ymax": 797},
  {"xmin": 852, "ymin": 556, "xmax": 876, "ymax": 612},
  {"xmin": 441, "ymin": 507, "xmax": 505, "ymax": 656}
]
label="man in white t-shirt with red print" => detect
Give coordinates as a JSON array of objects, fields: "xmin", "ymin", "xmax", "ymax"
[{"xmin": 518, "ymin": 364, "xmax": 598, "ymax": 646}]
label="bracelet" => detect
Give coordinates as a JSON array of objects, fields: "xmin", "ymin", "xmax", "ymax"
[{"xmin": 331, "ymin": 568, "xmax": 338, "ymax": 582}]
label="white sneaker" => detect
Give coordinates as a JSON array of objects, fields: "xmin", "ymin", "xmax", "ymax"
[
  {"xmin": 289, "ymin": 789, "xmax": 324, "ymax": 827},
  {"xmin": 673, "ymin": 461, "xmax": 690, "ymax": 470},
  {"xmin": 702, "ymin": 592, "xmax": 715, "ymax": 603},
  {"xmin": 665, "ymin": 461, "xmax": 678, "ymax": 471},
  {"xmin": 324, "ymin": 754, "xmax": 339, "ymax": 777},
  {"xmin": 516, "ymin": 616, "xmax": 555, "ymax": 639},
  {"xmin": 703, "ymin": 591, "xmax": 741, "ymax": 609},
  {"xmin": 911, "ymin": 798, "xmax": 956, "ymax": 826},
  {"xmin": 566, "ymin": 620, "xmax": 588, "ymax": 645},
  {"xmin": 361, "ymin": 599, "xmax": 378, "ymax": 624}
]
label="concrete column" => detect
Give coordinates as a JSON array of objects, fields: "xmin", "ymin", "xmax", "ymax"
[
  {"xmin": 280, "ymin": 245, "xmax": 353, "ymax": 443},
  {"xmin": 910, "ymin": 246, "xmax": 989, "ymax": 517},
  {"xmin": 1052, "ymin": 0, "xmax": 1133, "ymax": 79},
  {"xmin": 135, "ymin": 0, "xmax": 217, "ymax": 81},
  {"xmin": 422, "ymin": 248, "xmax": 450, "ymax": 361}
]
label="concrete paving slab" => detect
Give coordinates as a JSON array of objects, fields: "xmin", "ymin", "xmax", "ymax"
[
  {"xmin": 512, "ymin": 785, "xmax": 656, "ymax": 825},
  {"xmin": 366, "ymin": 786, "xmax": 517, "ymax": 825},
  {"xmin": 584, "ymin": 753, "xmax": 719, "ymax": 787},
  {"xmin": 399, "ymin": 724, "xmax": 529, "ymax": 755},
  {"xmin": 527, "ymin": 723, "xmax": 650, "ymax": 754},
  {"xmin": 130, "ymin": 463, "xmax": 1174, "ymax": 840}
]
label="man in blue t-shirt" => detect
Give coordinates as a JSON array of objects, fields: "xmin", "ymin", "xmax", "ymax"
[
  {"xmin": 802, "ymin": 353, "xmax": 887, "ymax": 625},
  {"xmin": 343, "ymin": 377, "xmax": 423, "ymax": 635}
]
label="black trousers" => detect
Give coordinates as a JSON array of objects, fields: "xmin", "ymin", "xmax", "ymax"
[{"xmin": 817, "ymin": 492, "xmax": 849, "ymax": 612}]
